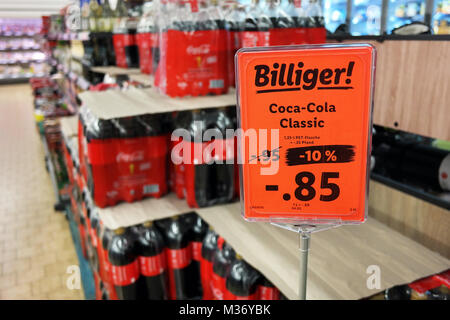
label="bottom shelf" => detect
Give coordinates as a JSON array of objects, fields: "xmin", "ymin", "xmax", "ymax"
[{"xmin": 196, "ymin": 203, "xmax": 449, "ymax": 300}]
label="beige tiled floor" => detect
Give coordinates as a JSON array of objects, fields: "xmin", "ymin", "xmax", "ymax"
[{"xmin": 0, "ymin": 84, "xmax": 83, "ymax": 299}]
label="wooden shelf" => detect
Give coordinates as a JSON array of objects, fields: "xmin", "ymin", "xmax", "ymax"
[
  {"xmin": 128, "ymin": 73, "xmax": 154, "ymax": 87},
  {"xmin": 78, "ymin": 87, "xmax": 236, "ymax": 120},
  {"xmin": 90, "ymin": 66, "xmax": 141, "ymax": 76},
  {"xmin": 196, "ymin": 203, "xmax": 449, "ymax": 300},
  {"xmin": 97, "ymin": 193, "xmax": 194, "ymax": 230}
]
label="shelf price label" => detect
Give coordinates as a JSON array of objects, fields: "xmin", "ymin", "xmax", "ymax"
[{"xmin": 236, "ymin": 44, "xmax": 375, "ymax": 224}]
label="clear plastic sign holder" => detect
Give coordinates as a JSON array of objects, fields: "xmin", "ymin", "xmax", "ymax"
[
  {"xmin": 271, "ymin": 222, "xmax": 341, "ymax": 299},
  {"xmin": 235, "ymin": 44, "xmax": 376, "ymax": 300}
]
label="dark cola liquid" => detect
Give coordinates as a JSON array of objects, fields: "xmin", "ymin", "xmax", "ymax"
[
  {"xmin": 134, "ymin": 223, "xmax": 169, "ymax": 300},
  {"xmin": 226, "ymin": 258, "xmax": 261, "ymax": 299},
  {"xmin": 187, "ymin": 108, "xmax": 235, "ymax": 207},
  {"xmin": 212, "ymin": 241, "xmax": 236, "ymax": 300},
  {"xmin": 162, "ymin": 217, "xmax": 196, "ymax": 300},
  {"xmin": 201, "ymin": 229, "xmax": 218, "ymax": 299},
  {"xmin": 108, "ymin": 228, "xmax": 140, "ymax": 300},
  {"xmin": 186, "ymin": 213, "xmax": 209, "ymax": 298},
  {"xmin": 125, "ymin": 29, "xmax": 139, "ymax": 68}
]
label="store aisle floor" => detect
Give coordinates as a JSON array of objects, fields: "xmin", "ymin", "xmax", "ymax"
[{"xmin": 0, "ymin": 84, "xmax": 83, "ymax": 300}]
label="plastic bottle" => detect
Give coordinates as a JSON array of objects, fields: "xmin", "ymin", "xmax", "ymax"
[
  {"xmin": 200, "ymin": 227, "xmax": 218, "ymax": 299},
  {"xmin": 304, "ymin": 0, "xmax": 326, "ymax": 43},
  {"xmin": 183, "ymin": 108, "xmax": 235, "ymax": 208},
  {"xmin": 258, "ymin": 276, "xmax": 280, "ymax": 300},
  {"xmin": 98, "ymin": 224, "xmax": 117, "ymax": 299},
  {"xmin": 108, "ymin": 227, "xmax": 140, "ymax": 300},
  {"xmin": 188, "ymin": 213, "xmax": 209, "ymax": 298},
  {"xmin": 241, "ymin": 0, "xmax": 272, "ymax": 47},
  {"xmin": 211, "ymin": 238, "xmax": 236, "ymax": 300},
  {"xmin": 225, "ymin": 254, "xmax": 261, "ymax": 300},
  {"xmin": 99, "ymin": 0, "xmax": 113, "ymax": 32},
  {"xmin": 224, "ymin": 2, "xmax": 245, "ymax": 87},
  {"xmin": 137, "ymin": 1, "xmax": 156, "ymax": 74},
  {"xmin": 163, "ymin": 216, "xmax": 195, "ymax": 299},
  {"xmin": 89, "ymin": 0, "xmax": 100, "ymax": 32},
  {"xmin": 135, "ymin": 221, "xmax": 169, "ymax": 300}
]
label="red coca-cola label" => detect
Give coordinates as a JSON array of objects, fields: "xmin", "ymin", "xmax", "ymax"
[
  {"xmin": 158, "ymin": 29, "xmax": 228, "ymax": 97},
  {"xmin": 258, "ymin": 285, "xmax": 280, "ymax": 300},
  {"xmin": 224, "ymin": 290, "xmax": 259, "ymax": 300},
  {"xmin": 166, "ymin": 247, "xmax": 192, "ymax": 270},
  {"xmin": 211, "ymin": 272, "xmax": 226, "ymax": 300},
  {"xmin": 306, "ymin": 27, "xmax": 326, "ymax": 44},
  {"xmin": 409, "ymin": 270, "xmax": 450, "ymax": 293},
  {"xmin": 113, "ymin": 33, "xmax": 137, "ymax": 68},
  {"xmin": 110, "ymin": 260, "xmax": 140, "ymax": 286},
  {"xmin": 191, "ymin": 241, "xmax": 202, "ymax": 262},
  {"xmin": 188, "ymin": 0, "xmax": 199, "ymax": 12},
  {"xmin": 241, "ymin": 31, "xmax": 271, "ymax": 48},
  {"xmin": 270, "ymin": 27, "xmax": 307, "ymax": 46},
  {"xmin": 137, "ymin": 33, "xmax": 153, "ymax": 74},
  {"xmin": 86, "ymin": 135, "xmax": 169, "ymax": 208},
  {"xmin": 89, "ymin": 227, "xmax": 98, "ymax": 248},
  {"xmin": 200, "ymin": 258, "xmax": 213, "ymax": 299},
  {"xmin": 139, "ymin": 252, "xmax": 166, "ymax": 277}
]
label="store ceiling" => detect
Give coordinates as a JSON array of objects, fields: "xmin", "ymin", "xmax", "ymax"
[{"xmin": 0, "ymin": 0, "xmax": 74, "ymax": 18}]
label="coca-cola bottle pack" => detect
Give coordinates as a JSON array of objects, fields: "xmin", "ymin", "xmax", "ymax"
[
  {"xmin": 78, "ymin": 107, "xmax": 170, "ymax": 208},
  {"xmin": 155, "ymin": 0, "xmax": 229, "ymax": 97}
]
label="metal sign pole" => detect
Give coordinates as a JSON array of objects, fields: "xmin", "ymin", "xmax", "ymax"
[{"xmin": 298, "ymin": 231, "xmax": 311, "ymax": 300}]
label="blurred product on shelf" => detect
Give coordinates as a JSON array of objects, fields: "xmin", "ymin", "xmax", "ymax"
[
  {"xmin": 386, "ymin": 0, "xmax": 426, "ymax": 33},
  {"xmin": 0, "ymin": 37, "xmax": 41, "ymax": 50},
  {"xmin": 0, "ymin": 18, "xmax": 42, "ymax": 36},
  {"xmin": 31, "ymin": 77, "xmax": 74, "ymax": 118},
  {"xmin": 113, "ymin": 1, "xmax": 140, "ymax": 68},
  {"xmin": 372, "ymin": 126, "xmax": 450, "ymax": 193},
  {"xmin": 0, "ymin": 18, "xmax": 48, "ymax": 82},
  {"xmin": 134, "ymin": 221, "xmax": 169, "ymax": 300},
  {"xmin": 433, "ymin": 0, "xmax": 450, "ymax": 34},
  {"xmin": 211, "ymin": 237, "xmax": 236, "ymax": 300},
  {"xmin": 78, "ymin": 108, "xmax": 171, "ymax": 208},
  {"xmin": 350, "ymin": 0, "xmax": 383, "ymax": 35},
  {"xmin": 0, "ymin": 51, "xmax": 46, "ymax": 64},
  {"xmin": 173, "ymin": 108, "xmax": 236, "ymax": 208},
  {"xmin": 137, "ymin": 1, "xmax": 159, "ymax": 75},
  {"xmin": 323, "ymin": 0, "xmax": 347, "ymax": 33},
  {"xmin": 367, "ymin": 269, "xmax": 450, "ymax": 300},
  {"xmin": 225, "ymin": 253, "xmax": 261, "ymax": 300}
]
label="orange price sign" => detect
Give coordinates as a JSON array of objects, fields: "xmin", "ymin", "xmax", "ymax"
[{"xmin": 236, "ymin": 44, "xmax": 375, "ymax": 224}]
